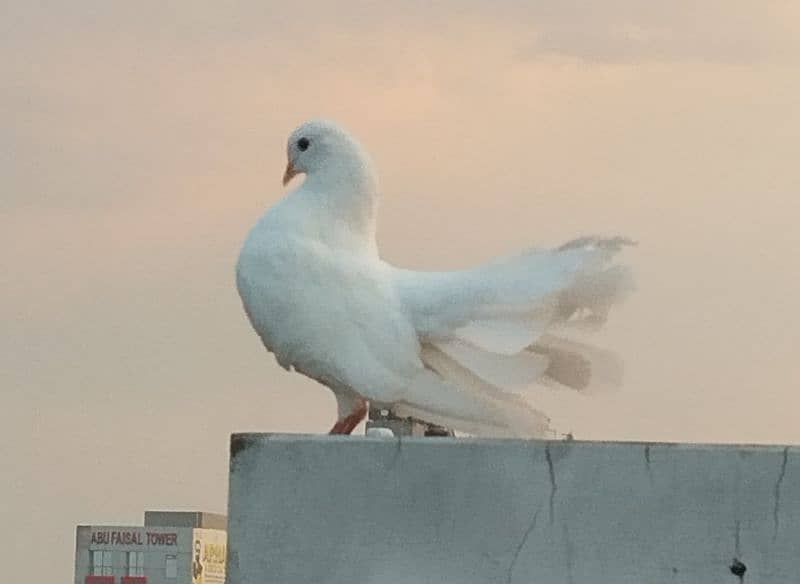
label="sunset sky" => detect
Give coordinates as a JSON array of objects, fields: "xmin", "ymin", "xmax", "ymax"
[{"xmin": 3, "ymin": 2, "xmax": 800, "ymax": 581}]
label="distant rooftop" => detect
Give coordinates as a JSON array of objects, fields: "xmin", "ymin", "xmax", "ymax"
[{"xmin": 144, "ymin": 510, "xmax": 227, "ymax": 530}]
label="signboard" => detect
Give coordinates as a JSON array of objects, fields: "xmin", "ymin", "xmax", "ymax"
[
  {"xmin": 90, "ymin": 530, "xmax": 178, "ymax": 546},
  {"xmin": 192, "ymin": 529, "xmax": 227, "ymax": 584}
]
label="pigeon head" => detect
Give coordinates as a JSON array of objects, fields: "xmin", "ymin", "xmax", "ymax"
[{"xmin": 282, "ymin": 119, "xmax": 376, "ymax": 191}]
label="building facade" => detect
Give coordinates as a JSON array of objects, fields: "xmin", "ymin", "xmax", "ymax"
[{"xmin": 74, "ymin": 511, "xmax": 227, "ymax": 584}]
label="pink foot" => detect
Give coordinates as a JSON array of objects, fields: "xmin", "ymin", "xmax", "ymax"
[{"xmin": 328, "ymin": 397, "xmax": 367, "ymax": 435}]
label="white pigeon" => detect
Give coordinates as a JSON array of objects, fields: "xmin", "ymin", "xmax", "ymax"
[{"xmin": 236, "ymin": 119, "xmax": 634, "ymax": 437}]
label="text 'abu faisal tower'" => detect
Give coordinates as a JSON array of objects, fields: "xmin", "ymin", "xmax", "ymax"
[{"xmin": 74, "ymin": 510, "xmax": 226, "ymax": 584}]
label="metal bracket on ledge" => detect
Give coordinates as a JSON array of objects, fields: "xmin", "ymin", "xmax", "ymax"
[{"xmin": 366, "ymin": 407, "xmax": 455, "ymax": 437}]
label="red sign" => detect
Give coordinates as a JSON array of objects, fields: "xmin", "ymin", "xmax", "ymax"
[
  {"xmin": 85, "ymin": 577, "xmax": 114, "ymax": 584},
  {"xmin": 90, "ymin": 530, "xmax": 177, "ymax": 546},
  {"xmin": 122, "ymin": 578, "xmax": 147, "ymax": 584}
]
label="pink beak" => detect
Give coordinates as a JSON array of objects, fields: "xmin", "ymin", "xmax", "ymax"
[{"xmin": 282, "ymin": 161, "xmax": 299, "ymax": 186}]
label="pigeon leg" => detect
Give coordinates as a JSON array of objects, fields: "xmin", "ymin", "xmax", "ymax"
[{"xmin": 329, "ymin": 396, "xmax": 368, "ymax": 435}]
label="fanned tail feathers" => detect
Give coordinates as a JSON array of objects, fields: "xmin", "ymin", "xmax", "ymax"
[
  {"xmin": 397, "ymin": 235, "xmax": 634, "ymax": 437},
  {"xmin": 392, "ymin": 344, "xmax": 552, "ymax": 438}
]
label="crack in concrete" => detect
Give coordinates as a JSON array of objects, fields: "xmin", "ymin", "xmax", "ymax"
[
  {"xmin": 506, "ymin": 508, "xmax": 540, "ymax": 584},
  {"xmin": 644, "ymin": 444, "xmax": 654, "ymax": 485},
  {"xmin": 563, "ymin": 522, "xmax": 575, "ymax": 584},
  {"xmin": 729, "ymin": 519, "xmax": 747, "ymax": 581},
  {"xmin": 772, "ymin": 446, "xmax": 789, "ymax": 541},
  {"xmin": 545, "ymin": 443, "xmax": 558, "ymax": 525},
  {"xmin": 386, "ymin": 435, "xmax": 404, "ymax": 471}
]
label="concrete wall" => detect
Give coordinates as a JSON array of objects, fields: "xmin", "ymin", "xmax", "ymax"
[{"xmin": 226, "ymin": 434, "xmax": 799, "ymax": 584}]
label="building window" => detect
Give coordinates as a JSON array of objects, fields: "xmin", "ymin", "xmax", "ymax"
[
  {"xmin": 165, "ymin": 554, "xmax": 178, "ymax": 578},
  {"xmin": 91, "ymin": 550, "xmax": 113, "ymax": 575},
  {"xmin": 127, "ymin": 551, "xmax": 145, "ymax": 576}
]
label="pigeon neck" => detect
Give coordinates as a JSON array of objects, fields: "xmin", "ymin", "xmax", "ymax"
[
  {"xmin": 304, "ymin": 157, "xmax": 378, "ymax": 198},
  {"xmin": 303, "ymin": 162, "xmax": 379, "ymax": 242}
]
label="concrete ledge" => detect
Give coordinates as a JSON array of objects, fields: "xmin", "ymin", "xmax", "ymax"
[{"xmin": 226, "ymin": 434, "xmax": 799, "ymax": 584}]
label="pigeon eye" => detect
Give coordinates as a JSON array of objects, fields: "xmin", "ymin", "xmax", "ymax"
[{"xmin": 297, "ymin": 137, "xmax": 310, "ymax": 151}]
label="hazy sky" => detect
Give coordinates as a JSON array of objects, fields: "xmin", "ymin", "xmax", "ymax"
[{"xmin": 3, "ymin": 2, "xmax": 800, "ymax": 581}]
